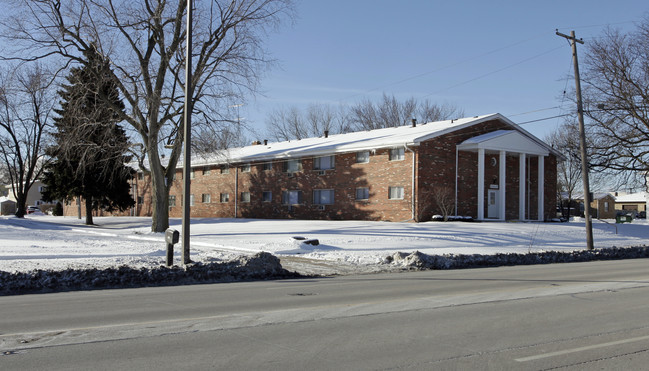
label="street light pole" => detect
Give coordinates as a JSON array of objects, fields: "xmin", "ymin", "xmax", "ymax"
[
  {"xmin": 556, "ymin": 30, "xmax": 594, "ymax": 250},
  {"xmin": 181, "ymin": 0, "xmax": 193, "ymax": 264}
]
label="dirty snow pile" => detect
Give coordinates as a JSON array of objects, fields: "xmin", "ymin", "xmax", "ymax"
[{"xmin": 1, "ymin": 214, "xmax": 649, "ymax": 294}]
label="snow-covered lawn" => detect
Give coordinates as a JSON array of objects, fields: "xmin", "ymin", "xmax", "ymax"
[{"xmin": 1, "ymin": 214, "xmax": 647, "ymax": 274}]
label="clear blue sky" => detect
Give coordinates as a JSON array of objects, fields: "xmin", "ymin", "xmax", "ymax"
[{"xmin": 239, "ymin": 0, "xmax": 648, "ymax": 141}]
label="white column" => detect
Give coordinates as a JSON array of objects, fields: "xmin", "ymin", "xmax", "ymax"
[
  {"xmin": 499, "ymin": 150, "xmax": 506, "ymax": 220},
  {"xmin": 538, "ymin": 155, "xmax": 545, "ymax": 221},
  {"xmin": 519, "ymin": 153, "xmax": 526, "ymax": 220},
  {"xmin": 477, "ymin": 148, "xmax": 485, "ymax": 220}
]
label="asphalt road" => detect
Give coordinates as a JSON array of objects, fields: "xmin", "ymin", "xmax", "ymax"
[{"xmin": 2, "ymin": 259, "xmax": 649, "ymax": 370}]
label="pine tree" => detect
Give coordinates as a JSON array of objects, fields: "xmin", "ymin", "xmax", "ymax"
[{"xmin": 42, "ymin": 46, "xmax": 134, "ymax": 225}]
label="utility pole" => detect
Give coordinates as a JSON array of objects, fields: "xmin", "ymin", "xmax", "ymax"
[
  {"xmin": 181, "ymin": 0, "xmax": 193, "ymax": 264},
  {"xmin": 556, "ymin": 30, "xmax": 594, "ymax": 250}
]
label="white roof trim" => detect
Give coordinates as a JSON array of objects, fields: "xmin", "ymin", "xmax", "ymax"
[
  {"xmin": 457, "ymin": 130, "xmax": 550, "ymax": 156},
  {"xmin": 182, "ymin": 113, "xmax": 561, "ymax": 167}
]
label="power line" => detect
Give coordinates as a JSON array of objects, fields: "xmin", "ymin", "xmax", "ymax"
[
  {"xmin": 338, "ymin": 31, "xmax": 552, "ymax": 103},
  {"xmin": 419, "ymin": 45, "xmax": 566, "ymax": 100}
]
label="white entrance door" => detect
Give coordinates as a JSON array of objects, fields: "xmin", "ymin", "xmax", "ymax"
[{"xmin": 488, "ymin": 189, "xmax": 500, "ymax": 218}]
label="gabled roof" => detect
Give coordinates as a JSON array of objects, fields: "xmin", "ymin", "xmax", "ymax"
[
  {"xmin": 615, "ymin": 191, "xmax": 647, "ymax": 203},
  {"xmin": 457, "ymin": 130, "xmax": 550, "ymax": 156},
  {"xmin": 189, "ymin": 113, "xmax": 561, "ymax": 167}
]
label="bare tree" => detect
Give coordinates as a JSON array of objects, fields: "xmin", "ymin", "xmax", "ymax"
[
  {"xmin": 0, "ymin": 64, "xmax": 54, "ymax": 217},
  {"xmin": 350, "ymin": 94, "xmax": 464, "ymax": 131},
  {"xmin": 431, "ymin": 187, "xmax": 455, "ymax": 221},
  {"xmin": 546, "ymin": 120, "xmax": 582, "ymax": 217},
  {"xmin": 265, "ymin": 103, "xmax": 351, "ymax": 141},
  {"xmin": 266, "ymin": 95, "xmax": 462, "ymax": 142},
  {"xmin": 417, "ymin": 100, "xmax": 465, "ymax": 123},
  {"xmin": 579, "ymin": 18, "xmax": 649, "ymax": 187},
  {"xmin": 2, "ymin": 0, "xmax": 294, "ymax": 231}
]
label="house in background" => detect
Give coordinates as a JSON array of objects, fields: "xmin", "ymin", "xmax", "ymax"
[
  {"xmin": 615, "ymin": 191, "xmax": 647, "ymax": 216},
  {"xmin": 4, "ymin": 180, "xmax": 51, "ymax": 209},
  {"xmin": 591, "ymin": 193, "xmax": 617, "ymax": 219},
  {"xmin": 0, "ymin": 197, "xmax": 16, "ymax": 215},
  {"xmin": 65, "ymin": 113, "xmax": 563, "ymax": 222}
]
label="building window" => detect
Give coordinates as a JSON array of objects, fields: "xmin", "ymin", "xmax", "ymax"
[
  {"xmin": 389, "ymin": 148, "xmax": 405, "ymax": 161},
  {"xmin": 220, "ymin": 193, "xmax": 230, "ymax": 203},
  {"xmin": 356, "ymin": 151, "xmax": 370, "ymax": 163},
  {"xmin": 240, "ymin": 191, "xmax": 250, "ymax": 203},
  {"xmin": 190, "ymin": 169, "xmax": 195, "ymax": 179},
  {"xmin": 221, "ymin": 166, "xmax": 230, "ymax": 174},
  {"xmin": 282, "ymin": 190, "xmax": 303, "ymax": 205},
  {"xmin": 189, "ymin": 194, "xmax": 195, "ymax": 206},
  {"xmin": 604, "ymin": 201, "xmax": 609, "ymax": 212},
  {"xmin": 137, "ymin": 196, "xmax": 143, "ymax": 204},
  {"xmin": 262, "ymin": 191, "xmax": 272, "ymax": 202},
  {"xmin": 285, "ymin": 159, "xmax": 302, "ymax": 173},
  {"xmin": 203, "ymin": 166, "xmax": 211, "ymax": 175},
  {"xmin": 202, "ymin": 194, "xmax": 211, "ymax": 203},
  {"xmin": 262, "ymin": 162, "xmax": 272, "ymax": 171},
  {"xmin": 314, "ymin": 155, "xmax": 335, "ymax": 170},
  {"xmin": 169, "ymin": 195, "xmax": 176, "ymax": 207},
  {"xmin": 388, "ymin": 186, "xmax": 404, "ymax": 200},
  {"xmin": 313, "ymin": 189, "xmax": 334, "ymax": 205},
  {"xmin": 355, "ymin": 187, "xmax": 369, "ymax": 201},
  {"xmin": 137, "ymin": 172, "xmax": 144, "ymax": 180},
  {"xmin": 241, "ymin": 163, "xmax": 251, "ymax": 173}
]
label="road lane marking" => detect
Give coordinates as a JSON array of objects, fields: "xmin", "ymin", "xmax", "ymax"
[{"xmin": 515, "ymin": 334, "xmax": 649, "ymax": 362}]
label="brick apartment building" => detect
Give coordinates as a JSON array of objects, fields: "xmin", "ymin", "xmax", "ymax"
[{"xmin": 65, "ymin": 113, "xmax": 562, "ymax": 222}]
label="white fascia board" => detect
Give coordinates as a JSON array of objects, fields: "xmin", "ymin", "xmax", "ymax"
[{"xmin": 457, "ymin": 130, "xmax": 550, "ymax": 156}]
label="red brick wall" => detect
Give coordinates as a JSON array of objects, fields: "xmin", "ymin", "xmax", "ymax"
[
  {"xmin": 64, "ymin": 120, "xmax": 558, "ymax": 222},
  {"xmin": 416, "ymin": 119, "xmax": 558, "ymax": 221}
]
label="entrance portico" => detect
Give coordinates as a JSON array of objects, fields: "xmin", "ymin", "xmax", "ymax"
[{"xmin": 456, "ymin": 130, "xmax": 550, "ymax": 221}]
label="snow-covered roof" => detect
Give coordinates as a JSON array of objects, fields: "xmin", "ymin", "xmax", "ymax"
[
  {"xmin": 188, "ymin": 113, "xmax": 560, "ymax": 167},
  {"xmin": 615, "ymin": 192, "xmax": 647, "ymax": 203}
]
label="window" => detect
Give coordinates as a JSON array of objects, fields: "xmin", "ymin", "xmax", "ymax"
[
  {"xmin": 241, "ymin": 163, "xmax": 251, "ymax": 173},
  {"xmin": 202, "ymin": 194, "xmax": 211, "ymax": 203},
  {"xmin": 355, "ymin": 187, "xmax": 369, "ymax": 200},
  {"xmin": 262, "ymin": 191, "xmax": 272, "ymax": 202},
  {"xmin": 388, "ymin": 186, "xmax": 404, "ymax": 200},
  {"xmin": 38, "ymin": 186, "xmax": 45, "ymax": 192},
  {"xmin": 356, "ymin": 151, "xmax": 370, "ymax": 163},
  {"xmin": 220, "ymin": 193, "xmax": 230, "ymax": 203},
  {"xmin": 137, "ymin": 172, "xmax": 144, "ymax": 180},
  {"xmin": 389, "ymin": 148, "xmax": 405, "ymax": 161},
  {"xmin": 262, "ymin": 162, "xmax": 273, "ymax": 171},
  {"xmin": 604, "ymin": 201, "xmax": 609, "ymax": 212},
  {"xmin": 282, "ymin": 190, "xmax": 303, "ymax": 205},
  {"xmin": 189, "ymin": 194, "xmax": 195, "ymax": 206},
  {"xmin": 190, "ymin": 169, "xmax": 195, "ymax": 179},
  {"xmin": 285, "ymin": 159, "xmax": 302, "ymax": 173},
  {"xmin": 221, "ymin": 166, "xmax": 230, "ymax": 174},
  {"xmin": 203, "ymin": 166, "xmax": 211, "ymax": 175},
  {"xmin": 137, "ymin": 196, "xmax": 143, "ymax": 204},
  {"xmin": 169, "ymin": 195, "xmax": 176, "ymax": 207},
  {"xmin": 313, "ymin": 189, "xmax": 334, "ymax": 205},
  {"xmin": 314, "ymin": 155, "xmax": 335, "ymax": 170},
  {"xmin": 240, "ymin": 191, "xmax": 250, "ymax": 203}
]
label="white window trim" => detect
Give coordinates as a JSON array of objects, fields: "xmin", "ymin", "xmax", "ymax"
[
  {"xmin": 388, "ymin": 186, "xmax": 404, "ymax": 200},
  {"xmin": 313, "ymin": 189, "xmax": 335, "ymax": 205},
  {"xmin": 355, "ymin": 187, "xmax": 370, "ymax": 201},
  {"xmin": 389, "ymin": 148, "xmax": 405, "ymax": 161}
]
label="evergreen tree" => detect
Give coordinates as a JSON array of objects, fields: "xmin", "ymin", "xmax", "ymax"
[{"xmin": 42, "ymin": 46, "xmax": 134, "ymax": 225}]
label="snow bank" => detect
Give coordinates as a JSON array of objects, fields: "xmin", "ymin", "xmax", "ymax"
[{"xmin": 0, "ymin": 252, "xmax": 299, "ymax": 296}]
